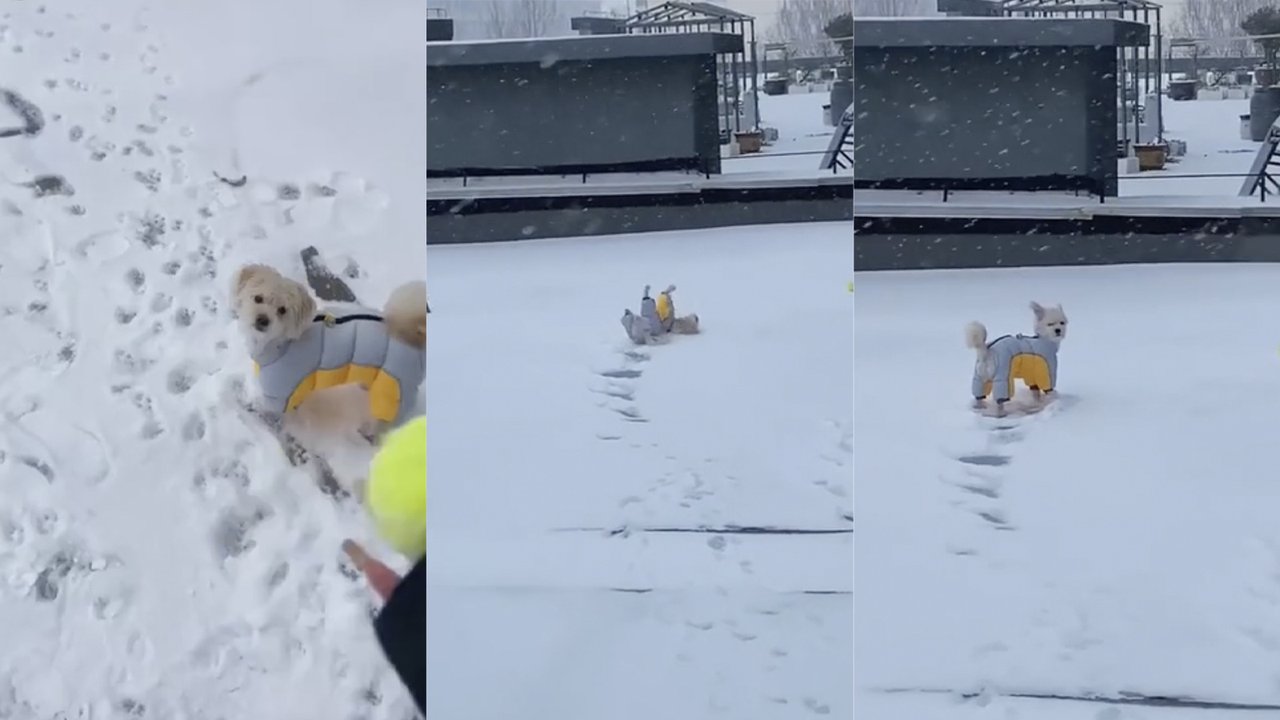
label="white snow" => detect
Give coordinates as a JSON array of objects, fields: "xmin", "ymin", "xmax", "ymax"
[
  {"xmin": 0, "ymin": 1, "xmax": 850, "ymax": 714},
  {"xmin": 427, "ymin": 223, "xmax": 853, "ymax": 719},
  {"xmin": 0, "ymin": 0, "xmax": 423, "ymax": 716},
  {"xmin": 855, "ymin": 262, "xmax": 1280, "ymax": 718}
]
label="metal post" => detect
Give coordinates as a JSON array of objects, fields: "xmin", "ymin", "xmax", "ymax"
[
  {"xmin": 749, "ymin": 19, "xmax": 761, "ymax": 132},
  {"xmin": 1141, "ymin": 7, "xmax": 1151, "ymax": 98},
  {"xmin": 1155, "ymin": 9, "xmax": 1164, "ymax": 141},
  {"xmin": 1132, "ymin": 44, "xmax": 1141, "ymax": 145},
  {"xmin": 730, "ymin": 17, "xmax": 742, "ymax": 135},
  {"xmin": 1118, "ymin": 44, "xmax": 1129, "ymax": 153}
]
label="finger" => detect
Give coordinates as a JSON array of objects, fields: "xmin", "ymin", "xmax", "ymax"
[{"xmin": 343, "ymin": 539, "xmax": 401, "ymax": 602}]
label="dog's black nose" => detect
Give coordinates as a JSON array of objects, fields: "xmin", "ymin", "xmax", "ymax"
[
  {"xmin": 1055, "ymin": 328, "xmax": 1062, "ymax": 336},
  {"xmin": 254, "ymin": 314, "xmax": 270, "ymax": 331}
]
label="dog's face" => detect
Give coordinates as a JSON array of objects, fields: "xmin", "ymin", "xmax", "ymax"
[
  {"xmin": 232, "ymin": 264, "xmax": 317, "ymax": 345},
  {"xmin": 1030, "ymin": 301, "xmax": 1068, "ymax": 343}
]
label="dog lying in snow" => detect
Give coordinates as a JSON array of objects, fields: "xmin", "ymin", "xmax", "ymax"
[
  {"xmin": 232, "ymin": 263, "xmax": 427, "ymax": 439},
  {"xmin": 966, "ymin": 301, "xmax": 1068, "ymax": 417},
  {"xmin": 621, "ymin": 284, "xmax": 700, "ymax": 345}
]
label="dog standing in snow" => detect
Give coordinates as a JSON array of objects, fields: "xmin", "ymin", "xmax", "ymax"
[
  {"xmin": 966, "ymin": 301, "xmax": 1068, "ymax": 417},
  {"xmin": 232, "ymin": 263, "xmax": 427, "ymax": 440},
  {"xmin": 621, "ymin": 284, "xmax": 700, "ymax": 345}
]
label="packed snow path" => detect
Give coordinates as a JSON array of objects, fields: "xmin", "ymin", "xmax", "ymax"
[
  {"xmin": 426, "ymin": 224, "xmax": 852, "ymax": 719},
  {"xmin": 857, "ymin": 263, "xmax": 1280, "ymax": 719}
]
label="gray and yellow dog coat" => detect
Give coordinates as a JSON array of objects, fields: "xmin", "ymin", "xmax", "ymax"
[
  {"xmin": 973, "ymin": 333, "xmax": 1058, "ymax": 404},
  {"xmin": 621, "ymin": 284, "xmax": 676, "ymax": 345},
  {"xmin": 253, "ymin": 310, "xmax": 425, "ymax": 425}
]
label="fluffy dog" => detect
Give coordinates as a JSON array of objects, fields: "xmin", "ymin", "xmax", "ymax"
[
  {"xmin": 621, "ymin": 284, "xmax": 700, "ymax": 345},
  {"xmin": 966, "ymin": 301, "xmax": 1068, "ymax": 416},
  {"xmin": 232, "ymin": 263, "xmax": 427, "ymax": 439}
]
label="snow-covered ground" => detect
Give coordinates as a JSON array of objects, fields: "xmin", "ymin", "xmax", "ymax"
[
  {"xmin": 855, "ymin": 262, "xmax": 1280, "ymax": 719},
  {"xmin": 730, "ymin": 88, "xmax": 840, "ymax": 174},
  {"xmin": 0, "ymin": 0, "xmax": 424, "ymax": 716},
  {"xmin": 427, "ymin": 224, "xmax": 853, "ymax": 719},
  {"xmin": 0, "ymin": 1, "xmax": 851, "ymax": 714},
  {"xmin": 1123, "ymin": 96, "xmax": 1256, "ymax": 198}
]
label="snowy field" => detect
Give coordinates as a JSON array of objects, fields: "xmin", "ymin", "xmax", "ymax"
[
  {"xmin": 0, "ymin": 0, "xmax": 425, "ymax": 716},
  {"xmin": 427, "ymin": 223, "xmax": 853, "ymax": 719},
  {"xmin": 855, "ymin": 262, "xmax": 1280, "ymax": 719},
  {"xmin": 1121, "ymin": 96, "xmax": 1256, "ymax": 198}
]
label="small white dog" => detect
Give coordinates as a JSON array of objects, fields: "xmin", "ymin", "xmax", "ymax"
[
  {"xmin": 966, "ymin": 301, "xmax": 1068, "ymax": 417},
  {"xmin": 232, "ymin": 263, "xmax": 427, "ymax": 439},
  {"xmin": 620, "ymin": 284, "xmax": 700, "ymax": 345}
]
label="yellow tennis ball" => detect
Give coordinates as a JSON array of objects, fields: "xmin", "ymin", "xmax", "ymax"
[
  {"xmin": 366, "ymin": 416, "xmax": 426, "ymax": 559},
  {"xmin": 847, "ymin": 281, "xmax": 854, "ymax": 292}
]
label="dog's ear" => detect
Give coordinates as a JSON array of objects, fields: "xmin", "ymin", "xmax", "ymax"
[
  {"xmin": 233, "ymin": 264, "xmax": 272, "ymax": 296},
  {"xmin": 277, "ymin": 284, "xmax": 317, "ymax": 340},
  {"xmin": 1030, "ymin": 301, "xmax": 1045, "ymax": 320},
  {"xmin": 295, "ymin": 284, "xmax": 317, "ymax": 321}
]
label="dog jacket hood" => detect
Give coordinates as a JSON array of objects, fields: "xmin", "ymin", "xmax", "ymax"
[
  {"xmin": 253, "ymin": 311, "xmax": 425, "ymax": 424},
  {"xmin": 973, "ymin": 333, "xmax": 1059, "ymax": 403}
]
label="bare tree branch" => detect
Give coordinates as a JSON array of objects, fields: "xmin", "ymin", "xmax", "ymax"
[
  {"xmin": 852, "ymin": 0, "xmax": 934, "ymax": 18},
  {"xmin": 770, "ymin": 0, "xmax": 851, "ymax": 57},
  {"xmin": 483, "ymin": 0, "xmax": 564, "ymax": 39},
  {"xmin": 1172, "ymin": 0, "xmax": 1273, "ymax": 57}
]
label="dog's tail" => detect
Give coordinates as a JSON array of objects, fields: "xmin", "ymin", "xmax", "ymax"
[
  {"xmin": 964, "ymin": 321, "xmax": 988, "ymax": 351},
  {"xmin": 384, "ymin": 280, "xmax": 428, "ymax": 348}
]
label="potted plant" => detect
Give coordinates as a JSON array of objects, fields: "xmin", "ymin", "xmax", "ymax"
[{"xmin": 1133, "ymin": 142, "xmax": 1169, "ymax": 171}]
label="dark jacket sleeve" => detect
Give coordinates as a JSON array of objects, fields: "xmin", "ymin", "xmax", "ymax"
[{"xmin": 374, "ymin": 557, "xmax": 425, "ymax": 715}]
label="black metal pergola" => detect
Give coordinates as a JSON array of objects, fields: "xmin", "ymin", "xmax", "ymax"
[
  {"xmin": 624, "ymin": 1, "xmax": 761, "ymax": 139},
  {"xmin": 1000, "ymin": 0, "xmax": 1165, "ymax": 149}
]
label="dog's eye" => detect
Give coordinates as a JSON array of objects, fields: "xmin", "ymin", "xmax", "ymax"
[
  {"xmin": 253, "ymin": 295, "xmax": 264, "ymax": 304},
  {"xmin": 276, "ymin": 306, "xmax": 287, "ymax": 316}
]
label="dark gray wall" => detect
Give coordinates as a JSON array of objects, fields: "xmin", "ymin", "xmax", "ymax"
[
  {"xmin": 427, "ymin": 183, "xmax": 851, "ymax": 244},
  {"xmin": 428, "ymin": 56, "xmax": 720, "ymax": 174},
  {"xmin": 853, "ymin": 214, "xmax": 1280, "ymax": 270},
  {"xmin": 854, "ymin": 45, "xmax": 1119, "ymax": 194},
  {"xmin": 853, "ymin": 17, "xmax": 1149, "ymax": 49}
]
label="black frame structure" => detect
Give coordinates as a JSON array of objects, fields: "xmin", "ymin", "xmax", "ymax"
[
  {"xmin": 1167, "ymin": 37, "xmax": 1200, "ymax": 82},
  {"xmin": 426, "ymin": 7, "xmax": 454, "ymax": 42},
  {"xmin": 1001, "ymin": 0, "xmax": 1165, "ymax": 150},
  {"xmin": 624, "ymin": 1, "xmax": 761, "ymax": 140}
]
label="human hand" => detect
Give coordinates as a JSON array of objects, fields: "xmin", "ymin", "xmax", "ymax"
[{"xmin": 343, "ymin": 538, "xmax": 401, "ymax": 602}]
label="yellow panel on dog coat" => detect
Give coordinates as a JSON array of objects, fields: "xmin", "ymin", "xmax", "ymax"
[{"xmin": 655, "ymin": 292, "xmax": 673, "ymax": 324}]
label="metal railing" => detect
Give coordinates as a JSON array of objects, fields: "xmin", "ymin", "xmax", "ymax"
[
  {"xmin": 866, "ymin": 171, "xmax": 1280, "ymax": 204},
  {"xmin": 430, "ymin": 149, "xmax": 850, "ymax": 187}
]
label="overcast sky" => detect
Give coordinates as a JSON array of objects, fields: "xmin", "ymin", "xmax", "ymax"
[{"xmin": 722, "ymin": 0, "xmax": 786, "ymax": 22}]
